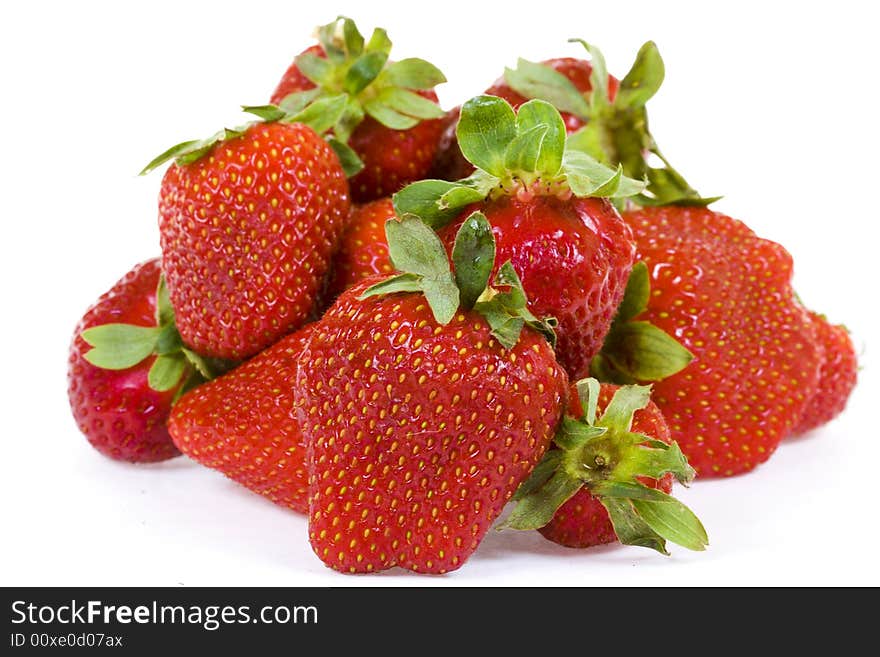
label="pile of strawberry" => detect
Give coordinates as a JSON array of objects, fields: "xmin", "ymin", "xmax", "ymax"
[{"xmin": 67, "ymin": 18, "xmax": 857, "ymax": 574}]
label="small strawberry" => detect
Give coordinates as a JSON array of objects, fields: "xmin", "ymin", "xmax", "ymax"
[
  {"xmin": 68, "ymin": 259, "xmax": 214, "ymax": 463},
  {"xmin": 296, "ymin": 212, "xmax": 568, "ymax": 574},
  {"xmin": 395, "ymin": 95, "xmax": 642, "ymax": 380},
  {"xmin": 504, "ymin": 378, "xmax": 706, "ymax": 554},
  {"xmin": 267, "ymin": 17, "xmax": 447, "ymax": 202},
  {"xmin": 791, "ymin": 312, "xmax": 858, "ymax": 436},
  {"xmin": 168, "ymin": 324, "xmax": 315, "ymax": 513},
  {"xmin": 324, "ymin": 197, "xmax": 396, "ymax": 301},
  {"xmin": 597, "ymin": 206, "xmax": 824, "ymax": 477},
  {"xmin": 142, "ymin": 116, "xmax": 350, "ymax": 361}
]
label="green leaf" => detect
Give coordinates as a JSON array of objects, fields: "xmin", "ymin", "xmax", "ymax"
[
  {"xmin": 139, "ymin": 140, "xmax": 202, "ymax": 176},
  {"xmin": 501, "ymin": 470, "xmax": 583, "ymax": 531},
  {"xmin": 619, "ymin": 441, "xmax": 696, "ymax": 485},
  {"xmin": 278, "ymin": 89, "xmax": 322, "ymax": 115},
  {"xmin": 327, "ymin": 138, "xmax": 364, "ymax": 177},
  {"xmin": 335, "ymin": 96, "xmax": 366, "ymax": 143},
  {"xmin": 381, "ymin": 58, "xmax": 446, "ymax": 89},
  {"xmin": 603, "ymin": 321, "xmax": 694, "ymax": 382},
  {"xmin": 181, "ymin": 348, "xmax": 215, "ymax": 380},
  {"xmin": 81, "ymin": 324, "xmax": 161, "ymax": 370},
  {"xmin": 600, "ymin": 497, "xmax": 669, "ymax": 554},
  {"xmin": 574, "ymin": 377, "xmax": 601, "ymax": 424},
  {"xmin": 241, "ymin": 104, "xmax": 286, "ymax": 122},
  {"xmin": 393, "ymin": 179, "xmax": 481, "ymax": 229},
  {"xmin": 504, "ymin": 124, "xmax": 548, "ymax": 174},
  {"xmin": 475, "ymin": 262, "xmax": 557, "ymax": 349},
  {"xmin": 363, "ymin": 98, "xmax": 419, "ymax": 130},
  {"xmin": 569, "ymin": 39, "xmax": 610, "ymax": 110},
  {"xmin": 503, "ymin": 58, "xmax": 591, "ymax": 118},
  {"xmin": 148, "ymin": 354, "xmax": 187, "ymax": 392},
  {"xmin": 385, "ymin": 216, "xmax": 459, "ymax": 324},
  {"xmin": 562, "ymin": 150, "xmax": 645, "ymax": 198},
  {"xmin": 456, "ymin": 95, "xmax": 517, "ymax": 177},
  {"xmin": 155, "ymin": 323, "xmax": 183, "ymax": 355},
  {"xmin": 365, "ymin": 27, "xmax": 392, "ymax": 55},
  {"xmin": 632, "ymin": 496, "xmax": 708, "ymax": 551},
  {"xmin": 598, "ymin": 383, "xmax": 652, "ymax": 433},
  {"xmin": 452, "ymin": 211, "xmax": 495, "ymax": 310},
  {"xmin": 316, "ymin": 17, "xmax": 345, "ymax": 62},
  {"xmin": 615, "ymin": 262, "xmax": 650, "ymax": 322},
  {"xmin": 344, "ymin": 51, "xmax": 388, "ymax": 95},
  {"xmin": 288, "ymin": 94, "xmax": 348, "ymax": 135},
  {"xmin": 511, "ymin": 450, "xmax": 563, "ymax": 502},
  {"xmin": 616, "ymin": 41, "xmax": 665, "ymax": 110},
  {"xmin": 295, "ymin": 51, "xmax": 334, "ymax": 86},
  {"xmin": 566, "ymin": 124, "xmax": 610, "ymax": 164},
  {"xmin": 360, "ymin": 272, "xmax": 424, "ymax": 299},
  {"xmin": 514, "ymin": 99, "xmax": 567, "ymax": 175},
  {"xmin": 373, "ymin": 87, "xmax": 445, "ymax": 120},
  {"xmin": 155, "ymin": 275, "xmax": 175, "ymax": 327},
  {"xmin": 341, "ymin": 17, "xmax": 365, "ymax": 57},
  {"xmin": 553, "ymin": 416, "xmax": 607, "ymax": 451}
]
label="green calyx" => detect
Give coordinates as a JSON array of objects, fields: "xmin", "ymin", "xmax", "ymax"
[
  {"xmin": 392, "ymin": 95, "xmax": 644, "ymax": 228},
  {"xmin": 141, "ymin": 17, "xmax": 445, "ymax": 178},
  {"xmin": 81, "ymin": 276, "xmax": 223, "ymax": 398},
  {"xmin": 249, "ymin": 16, "xmax": 445, "ymax": 176},
  {"xmin": 359, "ymin": 211, "xmax": 556, "ymax": 349},
  {"xmin": 591, "ymin": 262, "xmax": 694, "ymax": 383},
  {"xmin": 504, "ymin": 40, "xmax": 718, "ymax": 207},
  {"xmin": 502, "ymin": 378, "xmax": 708, "ymax": 554}
]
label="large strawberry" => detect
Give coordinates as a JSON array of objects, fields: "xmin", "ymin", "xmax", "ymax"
[
  {"xmin": 791, "ymin": 312, "xmax": 858, "ymax": 436},
  {"xmin": 267, "ymin": 16, "xmax": 446, "ymax": 202},
  {"xmin": 168, "ymin": 324, "xmax": 315, "ymax": 513},
  {"xmin": 296, "ymin": 212, "xmax": 568, "ymax": 574},
  {"xmin": 505, "ymin": 378, "xmax": 706, "ymax": 554},
  {"xmin": 596, "ymin": 206, "xmax": 824, "ymax": 477},
  {"xmin": 395, "ymin": 96, "xmax": 642, "ymax": 380},
  {"xmin": 324, "ymin": 197, "xmax": 396, "ymax": 301},
  {"xmin": 142, "ymin": 116, "xmax": 350, "ymax": 361},
  {"xmin": 68, "ymin": 259, "xmax": 215, "ymax": 463}
]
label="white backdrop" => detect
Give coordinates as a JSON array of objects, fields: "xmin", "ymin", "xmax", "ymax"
[{"xmin": 2, "ymin": 0, "xmax": 877, "ymax": 586}]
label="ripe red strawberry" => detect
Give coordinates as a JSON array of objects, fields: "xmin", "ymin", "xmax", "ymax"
[
  {"xmin": 504, "ymin": 377, "xmax": 706, "ymax": 555},
  {"xmin": 791, "ymin": 312, "xmax": 858, "ymax": 435},
  {"xmin": 68, "ymin": 259, "xmax": 211, "ymax": 463},
  {"xmin": 269, "ymin": 17, "xmax": 446, "ymax": 202},
  {"xmin": 538, "ymin": 382, "xmax": 673, "ymax": 548},
  {"xmin": 296, "ymin": 213, "xmax": 568, "ymax": 573},
  {"xmin": 324, "ymin": 198, "xmax": 396, "ymax": 301},
  {"xmin": 144, "ymin": 119, "xmax": 350, "ymax": 361},
  {"xmin": 601, "ymin": 206, "xmax": 824, "ymax": 477},
  {"xmin": 168, "ymin": 324, "xmax": 315, "ymax": 513},
  {"xmin": 396, "ymin": 95, "xmax": 642, "ymax": 380}
]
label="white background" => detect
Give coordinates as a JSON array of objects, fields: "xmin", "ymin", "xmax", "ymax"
[{"xmin": 2, "ymin": 0, "xmax": 877, "ymax": 586}]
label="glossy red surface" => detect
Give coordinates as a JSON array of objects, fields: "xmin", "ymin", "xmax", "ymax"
[
  {"xmin": 67, "ymin": 259, "xmax": 180, "ymax": 463},
  {"xmin": 296, "ymin": 279, "xmax": 568, "ymax": 573}
]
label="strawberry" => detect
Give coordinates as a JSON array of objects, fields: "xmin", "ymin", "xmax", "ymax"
[
  {"xmin": 434, "ymin": 40, "xmax": 713, "ymax": 206},
  {"xmin": 395, "ymin": 95, "xmax": 642, "ymax": 380},
  {"xmin": 504, "ymin": 378, "xmax": 706, "ymax": 554},
  {"xmin": 430, "ymin": 56, "xmax": 618, "ymax": 181},
  {"xmin": 324, "ymin": 197, "xmax": 396, "ymax": 301},
  {"xmin": 296, "ymin": 212, "xmax": 568, "ymax": 574},
  {"xmin": 68, "ymin": 259, "xmax": 214, "ymax": 463},
  {"xmin": 267, "ymin": 17, "xmax": 446, "ymax": 202},
  {"xmin": 538, "ymin": 381, "xmax": 674, "ymax": 548},
  {"xmin": 596, "ymin": 206, "xmax": 824, "ymax": 477},
  {"xmin": 791, "ymin": 312, "xmax": 858, "ymax": 436},
  {"xmin": 168, "ymin": 324, "xmax": 315, "ymax": 513},
  {"xmin": 142, "ymin": 117, "xmax": 350, "ymax": 361}
]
